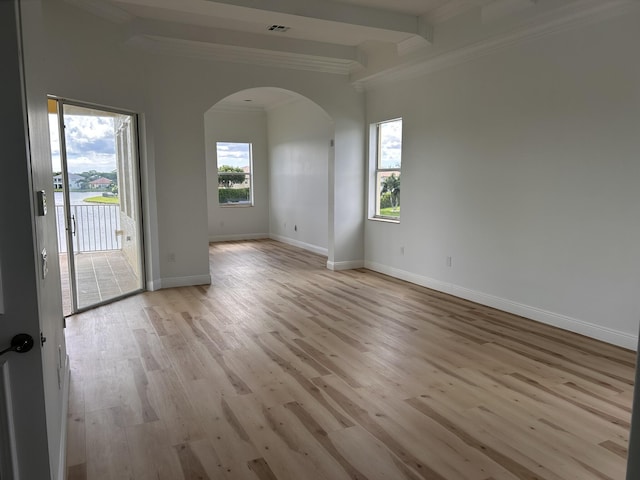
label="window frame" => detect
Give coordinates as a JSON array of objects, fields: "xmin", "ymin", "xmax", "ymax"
[
  {"xmin": 369, "ymin": 118, "xmax": 402, "ymax": 222},
  {"xmin": 215, "ymin": 141, "xmax": 254, "ymax": 207}
]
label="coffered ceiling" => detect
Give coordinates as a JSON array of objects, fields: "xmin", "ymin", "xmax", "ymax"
[{"xmin": 65, "ymin": 0, "xmax": 637, "ymax": 87}]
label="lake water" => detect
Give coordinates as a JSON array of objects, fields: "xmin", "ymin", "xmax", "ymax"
[{"xmin": 54, "ymin": 191, "xmax": 107, "ymax": 205}]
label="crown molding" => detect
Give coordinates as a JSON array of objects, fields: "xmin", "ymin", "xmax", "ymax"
[
  {"xmin": 127, "ymin": 18, "xmax": 364, "ymax": 66},
  {"xmin": 126, "ymin": 35, "xmax": 361, "ymax": 75},
  {"xmin": 65, "ymin": 0, "xmax": 133, "ymax": 24},
  {"xmin": 356, "ymin": 0, "xmax": 639, "ymax": 90}
]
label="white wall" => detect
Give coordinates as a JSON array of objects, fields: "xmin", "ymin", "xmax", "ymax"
[
  {"xmin": 268, "ymin": 99, "xmax": 333, "ymax": 255},
  {"xmin": 42, "ymin": 0, "xmax": 161, "ymax": 288},
  {"xmin": 365, "ymin": 12, "xmax": 640, "ymax": 348},
  {"xmin": 40, "ymin": 0, "xmax": 365, "ymax": 289},
  {"xmin": 34, "ymin": 0, "xmax": 640, "ymax": 349},
  {"xmin": 205, "ymin": 107, "xmax": 269, "ymax": 241},
  {"xmin": 143, "ymin": 55, "xmax": 364, "ymax": 279}
]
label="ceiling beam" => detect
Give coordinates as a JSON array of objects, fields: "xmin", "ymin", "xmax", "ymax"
[
  {"xmin": 126, "ymin": 17, "xmax": 366, "ymax": 64},
  {"xmin": 204, "ymin": 0, "xmax": 423, "ymax": 36},
  {"xmin": 113, "ymin": 0, "xmax": 432, "ymax": 43},
  {"xmin": 66, "ymin": 0, "xmax": 133, "ymax": 23}
]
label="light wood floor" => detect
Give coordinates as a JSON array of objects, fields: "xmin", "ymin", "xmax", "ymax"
[{"xmin": 65, "ymin": 240, "xmax": 636, "ymax": 480}]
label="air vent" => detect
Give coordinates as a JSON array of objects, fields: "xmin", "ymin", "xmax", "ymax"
[{"xmin": 267, "ymin": 24, "xmax": 290, "ymax": 32}]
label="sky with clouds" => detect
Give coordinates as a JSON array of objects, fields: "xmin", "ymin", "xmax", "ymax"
[
  {"xmin": 48, "ymin": 116, "xmax": 398, "ymax": 174},
  {"xmin": 379, "ymin": 119, "xmax": 402, "ymax": 169},
  {"xmin": 216, "ymin": 142, "xmax": 251, "ymax": 169},
  {"xmin": 49, "ymin": 114, "xmax": 116, "ymax": 174}
]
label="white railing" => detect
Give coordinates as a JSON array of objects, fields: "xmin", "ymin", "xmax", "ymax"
[{"xmin": 55, "ymin": 204, "xmax": 121, "ymax": 253}]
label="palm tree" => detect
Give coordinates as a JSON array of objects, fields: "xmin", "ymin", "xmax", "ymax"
[{"xmin": 381, "ymin": 173, "xmax": 400, "ymax": 210}]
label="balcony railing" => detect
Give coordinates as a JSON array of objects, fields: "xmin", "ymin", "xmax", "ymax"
[{"xmin": 55, "ymin": 204, "xmax": 121, "ymax": 253}]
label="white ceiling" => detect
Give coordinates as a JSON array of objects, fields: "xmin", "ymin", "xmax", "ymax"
[
  {"xmin": 66, "ymin": 0, "xmax": 636, "ymax": 87},
  {"xmin": 212, "ymin": 87, "xmax": 301, "ymax": 110}
]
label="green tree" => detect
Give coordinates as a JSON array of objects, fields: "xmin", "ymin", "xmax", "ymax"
[
  {"xmin": 102, "ymin": 171, "xmax": 118, "ymax": 182},
  {"xmin": 218, "ymin": 165, "xmax": 246, "ymax": 188},
  {"xmin": 381, "ymin": 173, "xmax": 400, "ymax": 209}
]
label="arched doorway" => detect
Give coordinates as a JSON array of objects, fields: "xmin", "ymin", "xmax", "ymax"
[{"xmin": 204, "ymin": 87, "xmax": 334, "ymax": 260}]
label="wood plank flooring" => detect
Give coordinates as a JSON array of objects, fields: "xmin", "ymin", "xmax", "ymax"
[{"xmin": 65, "ymin": 239, "xmax": 636, "ymax": 480}]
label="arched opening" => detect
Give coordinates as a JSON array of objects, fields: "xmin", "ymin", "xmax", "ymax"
[{"xmin": 204, "ymin": 87, "xmax": 334, "ymax": 263}]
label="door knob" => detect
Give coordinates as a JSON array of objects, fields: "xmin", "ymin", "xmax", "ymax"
[{"xmin": 0, "ymin": 334, "xmax": 35, "ymax": 357}]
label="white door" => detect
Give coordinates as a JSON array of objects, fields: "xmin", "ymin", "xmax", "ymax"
[
  {"xmin": 0, "ymin": 1, "xmax": 64, "ymax": 478},
  {"xmin": 50, "ymin": 100, "xmax": 146, "ymax": 315}
]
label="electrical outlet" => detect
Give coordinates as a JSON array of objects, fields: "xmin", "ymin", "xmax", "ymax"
[
  {"xmin": 167, "ymin": 253, "xmax": 176, "ymax": 262},
  {"xmin": 446, "ymin": 256, "xmax": 452, "ymax": 267},
  {"xmin": 400, "ymin": 246, "xmax": 405, "ymax": 255},
  {"xmin": 294, "ymin": 225, "xmax": 297, "ymax": 232}
]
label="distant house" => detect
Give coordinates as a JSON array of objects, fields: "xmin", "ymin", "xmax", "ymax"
[
  {"xmin": 53, "ymin": 173, "xmax": 85, "ymax": 190},
  {"xmin": 89, "ymin": 177, "xmax": 113, "ymax": 189},
  {"xmin": 53, "ymin": 174, "xmax": 63, "ymax": 189}
]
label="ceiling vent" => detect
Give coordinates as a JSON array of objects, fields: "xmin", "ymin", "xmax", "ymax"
[{"xmin": 267, "ymin": 25, "xmax": 290, "ymax": 32}]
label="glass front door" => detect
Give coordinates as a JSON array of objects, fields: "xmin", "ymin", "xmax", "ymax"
[{"xmin": 48, "ymin": 99, "xmax": 144, "ymax": 314}]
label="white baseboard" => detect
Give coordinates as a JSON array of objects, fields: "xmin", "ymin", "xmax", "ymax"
[
  {"xmin": 209, "ymin": 233, "xmax": 269, "ymax": 243},
  {"xmin": 327, "ymin": 260, "xmax": 365, "ymax": 271},
  {"xmin": 160, "ymin": 274, "xmax": 211, "ymax": 289},
  {"xmin": 57, "ymin": 356, "xmax": 70, "ymax": 480},
  {"xmin": 269, "ymin": 234, "xmax": 328, "ymax": 256},
  {"xmin": 365, "ymin": 261, "xmax": 638, "ymax": 350},
  {"xmin": 147, "ymin": 278, "xmax": 162, "ymax": 291}
]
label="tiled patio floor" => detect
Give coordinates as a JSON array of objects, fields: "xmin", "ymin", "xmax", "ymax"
[{"xmin": 59, "ymin": 250, "xmax": 140, "ymax": 315}]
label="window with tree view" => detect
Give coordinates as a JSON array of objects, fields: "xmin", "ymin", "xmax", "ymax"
[
  {"xmin": 216, "ymin": 142, "xmax": 253, "ymax": 206},
  {"xmin": 374, "ymin": 119, "xmax": 402, "ymax": 220}
]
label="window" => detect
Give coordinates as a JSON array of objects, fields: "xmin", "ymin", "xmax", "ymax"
[
  {"xmin": 371, "ymin": 119, "xmax": 402, "ymax": 220},
  {"xmin": 216, "ymin": 142, "xmax": 253, "ymax": 206}
]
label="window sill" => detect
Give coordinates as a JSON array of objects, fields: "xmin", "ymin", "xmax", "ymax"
[
  {"xmin": 368, "ymin": 216, "xmax": 400, "ymax": 224},
  {"xmin": 219, "ymin": 203, "xmax": 254, "ymax": 208}
]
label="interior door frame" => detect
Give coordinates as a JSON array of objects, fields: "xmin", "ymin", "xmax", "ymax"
[
  {"xmin": 54, "ymin": 99, "xmax": 77, "ymax": 313},
  {"xmin": 1, "ymin": 0, "xmax": 56, "ymax": 477},
  {"xmin": 49, "ymin": 96, "xmax": 147, "ymax": 314}
]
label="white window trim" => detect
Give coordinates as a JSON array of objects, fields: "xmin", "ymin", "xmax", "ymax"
[
  {"xmin": 216, "ymin": 142, "xmax": 254, "ymax": 207},
  {"xmin": 368, "ymin": 118, "xmax": 401, "ymax": 223}
]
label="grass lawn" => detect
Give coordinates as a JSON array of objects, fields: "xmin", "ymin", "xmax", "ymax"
[
  {"xmin": 83, "ymin": 196, "xmax": 119, "ymax": 204},
  {"xmin": 379, "ymin": 207, "xmax": 400, "ymax": 217}
]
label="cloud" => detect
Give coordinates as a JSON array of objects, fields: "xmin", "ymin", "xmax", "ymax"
[
  {"xmin": 379, "ymin": 120, "xmax": 402, "ymax": 169},
  {"xmin": 48, "ymin": 113, "xmax": 117, "ymax": 174},
  {"xmin": 216, "ymin": 142, "xmax": 251, "ymax": 168}
]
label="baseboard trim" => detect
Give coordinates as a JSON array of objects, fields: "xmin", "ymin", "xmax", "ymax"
[
  {"xmin": 147, "ymin": 278, "xmax": 162, "ymax": 291},
  {"xmin": 364, "ymin": 261, "xmax": 637, "ymax": 350},
  {"xmin": 57, "ymin": 356, "xmax": 70, "ymax": 480},
  {"xmin": 209, "ymin": 233, "xmax": 269, "ymax": 243},
  {"xmin": 160, "ymin": 274, "xmax": 211, "ymax": 289},
  {"xmin": 327, "ymin": 260, "xmax": 365, "ymax": 271},
  {"xmin": 269, "ymin": 234, "xmax": 328, "ymax": 256}
]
